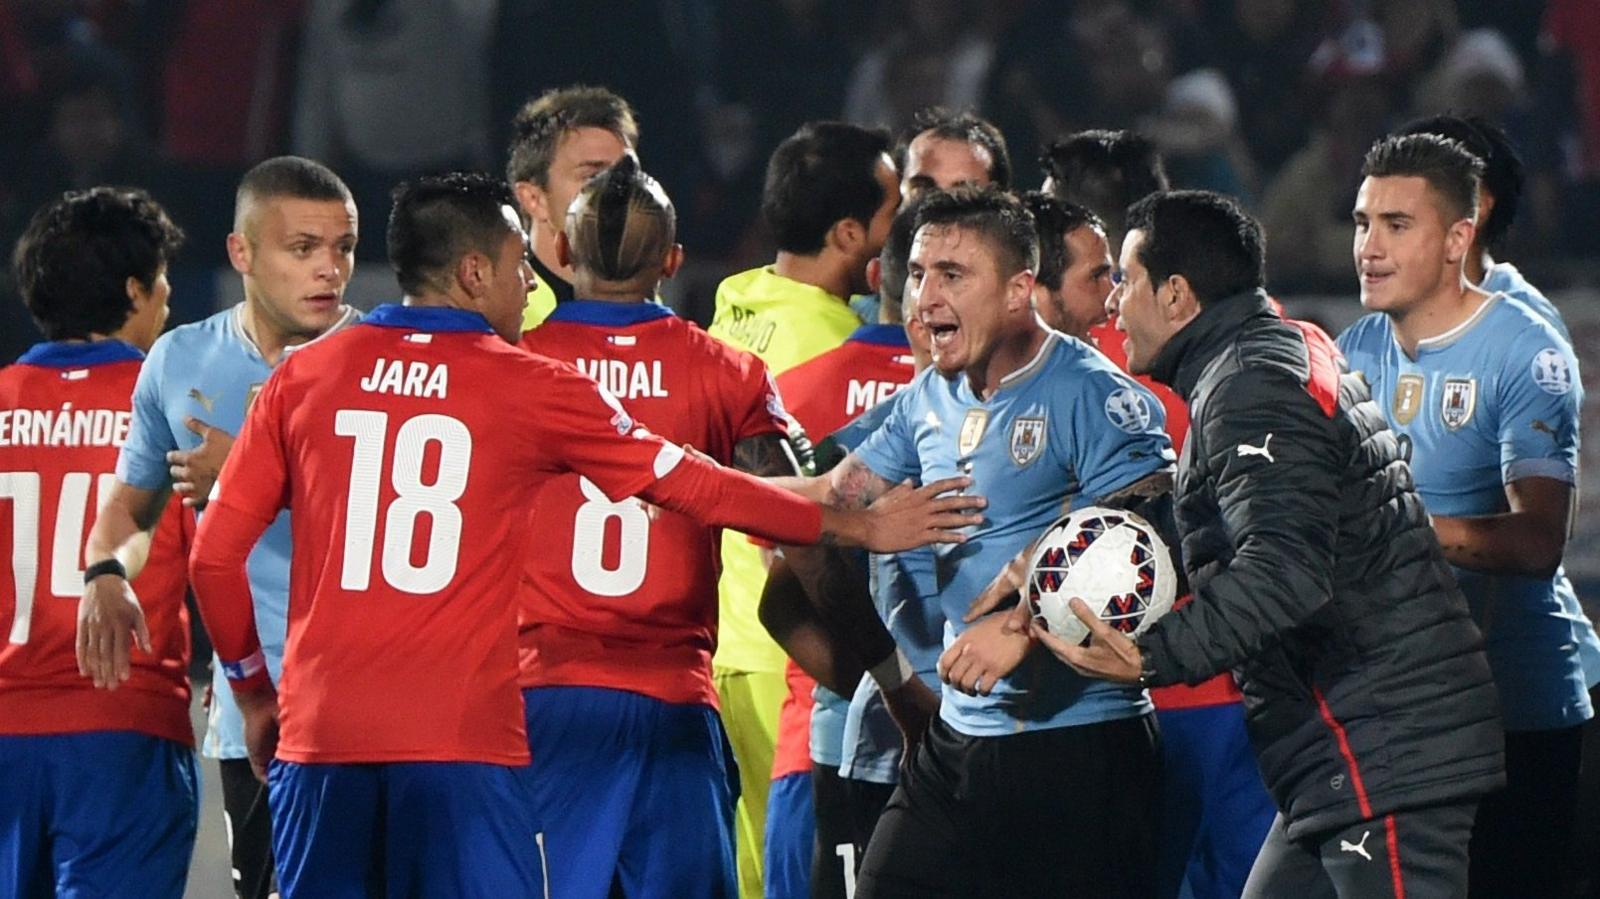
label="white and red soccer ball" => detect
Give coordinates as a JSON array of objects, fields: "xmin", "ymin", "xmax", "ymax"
[{"xmin": 1026, "ymin": 506, "xmax": 1177, "ymax": 646}]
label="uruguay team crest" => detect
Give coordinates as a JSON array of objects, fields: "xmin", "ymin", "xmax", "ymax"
[
  {"xmin": 958, "ymin": 409, "xmax": 989, "ymax": 457},
  {"xmin": 1392, "ymin": 373, "xmax": 1424, "ymax": 426},
  {"xmin": 1441, "ymin": 377, "xmax": 1476, "ymax": 430},
  {"xmin": 1531, "ymin": 348, "xmax": 1573, "ymax": 395},
  {"xmin": 1104, "ymin": 387, "xmax": 1152, "ymax": 434},
  {"xmin": 1009, "ymin": 417, "xmax": 1046, "ymax": 466}
]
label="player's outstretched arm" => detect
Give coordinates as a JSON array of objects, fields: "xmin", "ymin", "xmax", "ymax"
[
  {"xmin": 166, "ymin": 416, "xmax": 235, "ymax": 509},
  {"xmin": 78, "ymin": 480, "xmax": 169, "ymax": 689},
  {"xmin": 1431, "ymin": 477, "xmax": 1571, "ymax": 578}
]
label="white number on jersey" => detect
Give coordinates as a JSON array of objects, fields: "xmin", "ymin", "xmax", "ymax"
[
  {"xmin": 2, "ymin": 471, "xmax": 116, "ymax": 644},
  {"xmin": 335, "ymin": 410, "xmax": 472, "ymax": 595},
  {"xmin": 570, "ymin": 476, "xmax": 651, "ymax": 596}
]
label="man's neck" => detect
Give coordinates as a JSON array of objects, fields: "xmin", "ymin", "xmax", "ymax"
[
  {"xmin": 532, "ymin": 225, "xmax": 574, "ymax": 286},
  {"xmin": 1465, "ymin": 248, "xmax": 1493, "ymax": 287},
  {"xmin": 240, "ymin": 297, "xmax": 325, "ymax": 367},
  {"xmin": 772, "ymin": 251, "xmax": 852, "ymax": 302},
  {"xmin": 967, "ymin": 323, "xmax": 1048, "ymax": 400},
  {"xmin": 1391, "ymin": 280, "xmax": 1489, "ymax": 358}
]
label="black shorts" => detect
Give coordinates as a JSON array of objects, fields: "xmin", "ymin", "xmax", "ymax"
[
  {"xmin": 218, "ymin": 758, "xmax": 276, "ymax": 899},
  {"xmin": 811, "ymin": 763, "xmax": 895, "ymax": 899},
  {"xmin": 856, "ymin": 713, "xmax": 1161, "ymax": 899},
  {"xmin": 1243, "ymin": 801, "xmax": 1478, "ymax": 899}
]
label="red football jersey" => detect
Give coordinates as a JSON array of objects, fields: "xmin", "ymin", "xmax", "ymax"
[
  {"xmin": 1090, "ymin": 320, "xmax": 1240, "ymax": 710},
  {"xmin": 0, "ymin": 342, "xmax": 193, "ymax": 745},
  {"xmin": 192, "ymin": 305, "xmax": 824, "ymax": 765},
  {"xmin": 771, "ymin": 324, "xmax": 915, "ymax": 780},
  {"xmin": 518, "ymin": 302, "xmax": 790, "ymax": 707}
]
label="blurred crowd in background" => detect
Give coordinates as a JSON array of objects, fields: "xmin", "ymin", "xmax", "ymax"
[{"xmin": 1, "ymin": 0, "xmax": 1596, "ymax": 362}]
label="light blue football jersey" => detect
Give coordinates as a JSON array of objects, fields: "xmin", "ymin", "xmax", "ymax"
[
  {"xmin": 1339, "ymin": 293, "xmax": 1591, "ymax": 731},
  {"xmin": 117, "ymin": 304, "xmax": 360, "ymax": 757},
  {"xmin": 854, "ymin": 332, "xmax": 1175, "ymax": 737},
  {"xmin": 1477, "ymin": 263, "xmax": 1599, "ymax": 687}
]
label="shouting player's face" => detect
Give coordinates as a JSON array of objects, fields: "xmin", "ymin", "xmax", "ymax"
[
  {"xmin": 1353, "ymin": 175, "xmax": 1474, "ymax": 318},
  {"xmin": 910, "ymin": 224, "xmax": 1015, "ymax": 378},
  {"xmin": 231, "ymin": 197, "xmax": 357, "ymax": 342},
  {"xmin": 1036, "ymin": 224, "xmax": 1114, "ymax": 339},
  {"xmin": 1109, "ymin": 229, "xmax": 1174, "ymax": 375}
]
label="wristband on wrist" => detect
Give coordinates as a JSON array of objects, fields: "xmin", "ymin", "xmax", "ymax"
[
  {"xmin": 221, "ymin": 650, "xmax": 268, "ymax": 684},
  {"xmin": 869, "ymin": 647, "xmax": 915, "ymax": 691},
  {"xmin": 83, "ymin": 558, "xmax": 127, "ymax": 584}
]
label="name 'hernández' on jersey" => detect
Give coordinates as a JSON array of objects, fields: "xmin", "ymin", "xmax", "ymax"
[
  {"xmin": 854, "ymin": 332, "xmax": 1176, "ymax": 736},
  {"xmin": 1339, "ymin": 291, "xmax": 1590, "ymax": 731}
]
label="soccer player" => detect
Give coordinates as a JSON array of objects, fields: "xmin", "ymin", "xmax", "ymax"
[
  {"xmin": 82, "ymin": 156, "xmax": 360, "ymax": 899},
  {"xmin": 2, "ymin": 187, "xmax": 196, "ymax": 896},
  {"xmin": 506, "ymin": 85, "xmax": 638, "ymax": 330},
  {"xmin": 186, "ymin": 172, "xmax": 981, "ymax": 897},
  {"xmin": 1047, "ymin": 189, "xmax": 1504, "ymax": 898},
  {"xmin": 1037, "ymin": 135, "xmax": 1277, "ymax": 899},
  {"xmin": 1016, "ymin": 191, "xmax": 1277, "ymax": 899},
  {"xmin": 706, "ymin": 120, "xmax": 900, "ymax": 899},
  {"xmin": 760, "ymin": 197, "xmax": 924, "ymax": 899},
  {"xmin": 517, "ymin": 155, "xmax": 801, "ymax": 897},
  {"xmin": 788, "ymin": 186, "xmax": 1176, "ymax": 898},
  {"xmin": 1339, "ymin": 134, "xmax": 1587, "ymax": 898}
]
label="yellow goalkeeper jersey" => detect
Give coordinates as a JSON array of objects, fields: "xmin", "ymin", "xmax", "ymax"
[{"xmin": 706, "ymin": 266, "xmax": 861, "ymax": 673}]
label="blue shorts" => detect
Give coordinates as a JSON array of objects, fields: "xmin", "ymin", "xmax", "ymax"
[
  {"xmin": 267, "ymin": 759, "xmax": 542, "ymax": 899},
  {"xmin": 523, "ymin": 686, "xmax": 739, "ymax": 899},
  {"xmin": 764, "ymin": 771, "xmax": 814, "ymax": 899},
  {"xmin": 0, "ymin": 731, "xmax": 198, "ymax": 899},
  {"xmin": 1155, "ymin": 703, "xmax": 1277, "ymax": 899}
]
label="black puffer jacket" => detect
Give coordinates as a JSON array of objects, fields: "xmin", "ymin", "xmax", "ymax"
[{"xmin": 1137, "ymin": 290, "xmax": 1504, "ymax": 839}]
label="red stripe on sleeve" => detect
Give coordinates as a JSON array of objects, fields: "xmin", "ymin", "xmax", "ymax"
[{"xmin": 1313, "ymin": 687, "xmax": 1374, "ymax": 818}]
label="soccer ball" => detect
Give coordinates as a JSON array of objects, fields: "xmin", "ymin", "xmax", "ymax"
[{"xmin": 1026, "ymin": 506, "xmax": 1176, "ymax": 646}]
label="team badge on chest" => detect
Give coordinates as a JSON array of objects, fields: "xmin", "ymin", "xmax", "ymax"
[
  {"xmin": 1392, "ymin": 373, "xmax": 1424, "ymax": 426},
  {"xmin": 958, "ymin": 409, "xmax": 989, "ymax": 457},
  {"xmin": 1009, "ymin": 417, "xmax": 1046, "ymax": 466},
  {"xmin": 1441, "ymin": 377, "xmax": 1476, "ymax": 430}
]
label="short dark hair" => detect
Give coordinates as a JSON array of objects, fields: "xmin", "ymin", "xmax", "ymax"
[
  {"xmin": 566, "ymin": 154, "xmax": 674, "ymax": 284},
  {"xmin": 1021, "ymin": 192, "xmax": 1103, "ymax": 291},
  {"xmin": 13, "ymin": 187, "xmax": 184, "ymax": 341},
  {"xmin": 914, "ymin": 186, "xmax": 1039, "ymax": 278},
  {"xmin": 1361, "ymin": 133, "xmax": 1484, "ymax": 224},
  {"xmin": 879, "ymin": 193, "xmax": 928, "ymax": 315},
  {"xmin": 1397, "ymin": 114, "xmax": 1521, "ymax": 248},
  {"xmin": 387, "ymin": 172, "xmax": 518, "ymax": 296},
  {"xmin": 1041, "ymin": 130, "xmax": 1169, "ymax": 239},
  {"xmin": 506, "ymin": 85, "xmax": 639, "ymax": 187},
  {"xmin": 762, "ymin": 122, "xmax": 893, "ymax": 255},
  {"xmin": 1124, "ymin": 190, "xmax": 1264, "ymax": 306},
  {"xmin": 235, "ymin": 156, "xmax": 353, "ymax": 230},
  {"xmin": 897, "ymin": 107, "xmax": 1013, "ymax": 189}
]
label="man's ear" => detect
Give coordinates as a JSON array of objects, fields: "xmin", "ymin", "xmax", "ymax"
[
  {"xmin": 828, "ymin": 217, "xmax": 866, "ymax": 256},
  {"xmin": 1163, "ymin": 274, "xmax": 1200, "ymax": 324},
  {"xmin": 1444, "ymin": 217, "xmax": 1477, "ymax": 267},
  {"xmin": 457, "ymin": 251, "xmax": 490, "ymax": 298},
  {"xmin": 226, "ymin": 232, "xmax": 251, "ymax": 275},
  {"xmin": 513, "ymin": 181, "xmax": 547, "ymax": 228},
  {"xmin": 865, "ymin": 256, "xmax": 883, "ymax": 294},
  {"xmin": 662, "ymin": 243, "xmax": 686, "ymax": 279},
  {"xmin": 1007, "ymin": 269, "xmax": 1037, "ymax": 314}
]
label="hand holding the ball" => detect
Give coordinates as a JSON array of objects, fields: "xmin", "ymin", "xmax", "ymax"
[
  {"xmin": 1032, "ymin": 598, "xmax": 1145, "ymax": 685},
  {"xmin": 938, "ymin": 608, "xmax": 1035, "ymax": 696}
]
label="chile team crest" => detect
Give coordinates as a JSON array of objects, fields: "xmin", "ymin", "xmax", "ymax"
[
  {"xmin": 1009, "ymin": 417, "xmax": 1046, "ymax": 466},
  {"xmin": 1441, "ymin": 377, "xmax": 1476, "ymax": 430}
]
